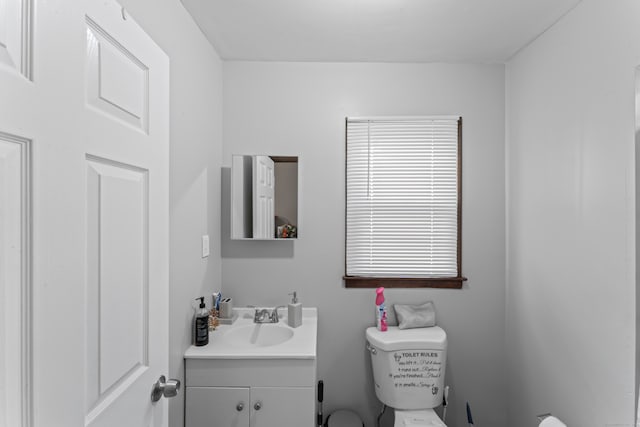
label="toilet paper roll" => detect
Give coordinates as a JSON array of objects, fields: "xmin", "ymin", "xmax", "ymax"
[{"xmin": 539, "ymin": 416, "xmax": 567, "ymax": 427}]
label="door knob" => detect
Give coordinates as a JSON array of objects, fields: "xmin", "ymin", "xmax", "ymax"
[
  {"xmin": 254, "ymin": 401, "xmax": 262, "ymax": 411},
  {"xmin": 151, "ymin": 375, "xmax": 181, "ymax": 403},
  {"xmin": 237, "ymin": 402, "xmax": 245, "ymax": 412}
]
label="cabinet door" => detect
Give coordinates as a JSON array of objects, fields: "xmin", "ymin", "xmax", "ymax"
[
  {"xmin": 250, "ymin": 387, "xmax": 315, "ymax": 427},
  {"xmin": 186, "ymin": 387, "xmax": 250, "ymax": 427}
]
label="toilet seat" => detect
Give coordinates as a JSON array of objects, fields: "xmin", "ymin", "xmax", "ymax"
[{"xmin": 394, "ymin": 409, "xmax": 446, "ymax": 427}]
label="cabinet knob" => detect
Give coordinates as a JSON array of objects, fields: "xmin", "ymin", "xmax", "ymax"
[
  {"xmin": 254, "ymin": 401, "xmax": 262, "ymax": 411},
  {"xmin": 236, "ymin": 402, "xmax": 244, "ymax": 412}
]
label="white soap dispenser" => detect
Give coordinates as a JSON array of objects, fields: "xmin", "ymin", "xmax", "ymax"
[{"xmin": 288, "ymin": 291, "xmax": 302, "ymax": 328}]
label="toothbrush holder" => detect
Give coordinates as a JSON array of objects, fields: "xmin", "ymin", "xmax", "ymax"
[{"xmin": 219, "ymin": 298, "xmax": 233, "ymax": 319}]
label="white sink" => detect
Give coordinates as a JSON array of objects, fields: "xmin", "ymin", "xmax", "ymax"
[
  {"xmin": 184, "ymin": 307, "xmax": 317, "ymax": 359},
  {"xmin": 224, "ymin": 324, "xmax": 294, "ymax": 348}
]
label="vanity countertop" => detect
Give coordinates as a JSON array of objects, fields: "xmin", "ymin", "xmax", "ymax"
[{"xmin": 184, "ymin": 307, "xmax": 317, "ymax": 360}]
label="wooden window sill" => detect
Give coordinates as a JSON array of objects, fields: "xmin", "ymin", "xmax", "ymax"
[{"xmin": 343, "ymin": 276, "xmax": 467, "ymax": 289}]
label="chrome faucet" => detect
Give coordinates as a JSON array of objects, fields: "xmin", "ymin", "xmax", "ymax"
[
  {"xmin": 254, "ymin": 309, "xmax": 271, "ymax": 323},
  {"xmin": 253, "ymin": 306, "xmax": 286, "ymax": 323}
]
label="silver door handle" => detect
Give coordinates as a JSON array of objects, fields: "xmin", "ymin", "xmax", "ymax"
[
  {"xmin": 254, "ymin": 401, "xmax": 262, "ymax": 410},
  {"xmin": 151, "ymin": 375, "xmax": 181, "ymax": 403}
]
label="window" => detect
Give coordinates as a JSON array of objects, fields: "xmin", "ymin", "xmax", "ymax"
[{"xmin": 344, "ymin": 116, "xmax": 466, "ymax": 288}]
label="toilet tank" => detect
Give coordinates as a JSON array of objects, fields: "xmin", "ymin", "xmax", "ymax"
[{"xmin": 366, "ymin": 326, "xmax": 447, "ymax": 410}]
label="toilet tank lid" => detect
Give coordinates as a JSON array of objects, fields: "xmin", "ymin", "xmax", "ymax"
[{"xmin": 366, "ymin": 326, "xmax": 447, "ymax": 351}]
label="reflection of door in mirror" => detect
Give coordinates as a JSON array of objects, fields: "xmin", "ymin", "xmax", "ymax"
[
  {"xmin": 231, "ymin": 155, "xmax": 298, "ymax": 240},
  {"xmin": 253, "ymin": 155, "xmax": 275, "ymax": 238}
]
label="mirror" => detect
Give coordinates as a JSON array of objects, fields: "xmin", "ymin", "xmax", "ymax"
[{"xmin": 231, "ymin": 155, "xmax": 298, "ymax": 240}]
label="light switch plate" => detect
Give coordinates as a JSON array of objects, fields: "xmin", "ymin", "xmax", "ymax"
[{"xmin": 201, "ymin": 235, "xmax": 210, "ymax": 258}]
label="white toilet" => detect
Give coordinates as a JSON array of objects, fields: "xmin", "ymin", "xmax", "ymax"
[{"xmin": 366, "ymin": 326, "xmax": 448, "ymax": 427}]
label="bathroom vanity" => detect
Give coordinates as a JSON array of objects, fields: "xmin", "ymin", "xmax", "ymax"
[{"xmin": 184, "ymin": 308, "xmax": 317, "ymax": 427}]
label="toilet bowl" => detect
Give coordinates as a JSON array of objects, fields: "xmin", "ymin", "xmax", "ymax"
[{"xmin": 366, "ymin": 326, "xmax": 448, "ymax": 427}]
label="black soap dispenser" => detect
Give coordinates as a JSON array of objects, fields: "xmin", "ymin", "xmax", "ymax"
[{"xmin": 194, "ymin": 296, "xmax": 209, "ymax": 346}]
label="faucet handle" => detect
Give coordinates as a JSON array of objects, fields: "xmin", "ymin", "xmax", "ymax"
[
  {"xmin": 254, "ymin": 308, "xmax": 267, "ymax": 323},
  {"xmin": 271, "ymin": 306, "xmax": 286, "ymax": 322}
]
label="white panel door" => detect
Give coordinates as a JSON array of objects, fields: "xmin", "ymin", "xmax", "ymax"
[
  {"xmin": 0, "ymin": 0, "xmax": 170, "ymax": 426},
  {"xmin": 82, "ymin": 1, "xmax": 170, "ymax": 426},
  {"xmin": 252, "ymin": 155, "xmax": 275, "ymax": 239},
  {"xmin": 0, "ymin": 1, "xmax": 35, "ymax": 426}
]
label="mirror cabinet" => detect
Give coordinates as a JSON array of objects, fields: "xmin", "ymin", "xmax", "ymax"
[{"xmin": 231, "ymin": 155, "xmax": 298, "ymax": 240}]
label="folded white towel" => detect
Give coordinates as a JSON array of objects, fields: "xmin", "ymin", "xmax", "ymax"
[
  {"xmin": 403, "ymin": 417, "xmax": 444, "ymax": 426},
  {"xmin": 403, "ymin": 421, "xmax": 435, "ymax": 426},
  {"xmin": 539, "ymin": 416, "xmax": 567, "ymax": 427}
]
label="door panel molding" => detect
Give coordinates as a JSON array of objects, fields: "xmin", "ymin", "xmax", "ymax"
[
  {"xmin": 85, "ymin": 154, "xmax": 149, "ymax": 422},
  {"xmin": 0, "ymin": 0, "xmax": 33, "ymax": 80},
  {"xmin": 85, "ymin": 17, "xmax": 150, "ymax": 133},
  {"xmin": 0, "ymin": 130, "xmax": 32, "ymax": 427}
]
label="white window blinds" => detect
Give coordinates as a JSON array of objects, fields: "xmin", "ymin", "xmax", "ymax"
[{"xmin": 346, "ymin": 116, "xmax": 461, "ymax": 278}]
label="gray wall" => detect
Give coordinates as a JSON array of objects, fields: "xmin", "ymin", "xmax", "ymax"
[
  {"xmin": 274, "ymin": 162, "xmax": 298, "ymax": 227},
  {"xmin": 117, "ymin": 1, "xmax": 224, "ymax": 426},
  {"xmin": 221, "ymin": 62, "xmax": 506, "ymax": 427},
  {"xmin": 505, "ymin": 1, "xmax": 638, "ymax": 425},
  {"xmin": 111, "ymin": 3, "xmax": 640, "ymax": 426}
]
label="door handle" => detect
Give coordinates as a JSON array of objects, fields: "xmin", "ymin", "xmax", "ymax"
[{"xmin": 151, "ymin": 375, "xmax": 181, "ymax": 403}]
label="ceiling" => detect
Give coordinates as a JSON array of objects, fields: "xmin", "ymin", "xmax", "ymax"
[{"xmin": 181, "ymin": 0, "xmax": 582, "ymax": 63}]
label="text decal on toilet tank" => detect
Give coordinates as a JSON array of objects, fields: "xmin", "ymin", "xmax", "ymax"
[{"xmin": 391, "ymin": 351, "xmax": 444, "ymax": 393}]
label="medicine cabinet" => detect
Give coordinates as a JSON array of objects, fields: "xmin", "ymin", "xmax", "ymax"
[{"xmin": 231, "ymin": 155, "xmax": 298, "ymax": 240}]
